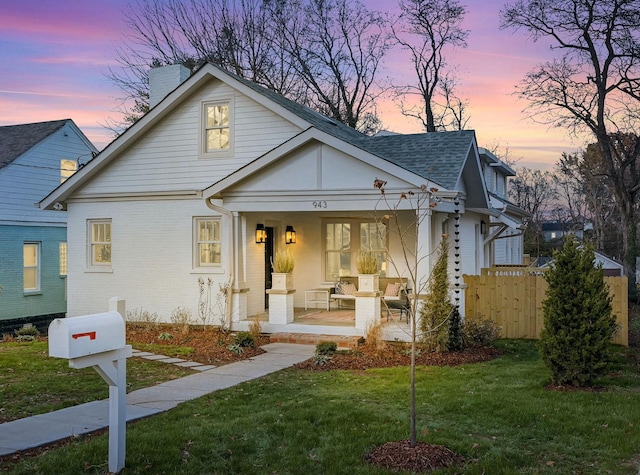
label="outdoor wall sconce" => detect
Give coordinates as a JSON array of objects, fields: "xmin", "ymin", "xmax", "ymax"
[
  {"xmin": 255, "ymin": 224, "xmax": 266, "ymax": 244},
  {"xmin": 480, "ymin": 220, "xmax": 487, "ymax": 235},
  {"xmin": 285, "ymin": 225, "xmax": 296, "ymax": 244}
]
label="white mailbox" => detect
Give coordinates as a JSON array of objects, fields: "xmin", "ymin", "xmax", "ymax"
[
  {"xmin": 48, "ymin": 300, "xmax": 131, "ymax": 474},
  {"xmin": 49, "ymin": 312, "xmax": 125, "ymax": 360}
]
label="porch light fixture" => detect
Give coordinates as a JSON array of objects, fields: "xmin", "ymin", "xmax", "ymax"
[
  {"xmin": 285, "ymin": 225, "xmax": 296, "ymax": 244},
  {"xmin": 480, "ymin": 220, "xmax": 487, "ymax": 235},
  {"xmin": 255, "ymin": 224, "xmax": 266, "ymax": 244}
]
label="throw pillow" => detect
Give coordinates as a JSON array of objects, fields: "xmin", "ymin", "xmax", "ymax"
[
  {"xmin": 342, "ymin": 283, "xmax": 357, "ymax": 295},
  {"xmin": 384, "ymin": 282, "xmax": 401, "ymax": 297}
]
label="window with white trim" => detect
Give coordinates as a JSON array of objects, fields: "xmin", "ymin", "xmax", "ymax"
[
  {"xmin": 24, "ymin": 243, "xmax": 40, "ymax": 292},
  {"xmin": 324, "ymin": 220, "xmax": 387, "ymax": 281},
  {"xmin": 202, "ymin": 101, "xmax": 231, "ymax": 154},
  {"xmin": 59, "ymin": 242, "xmax": 67, "ymax": 276},
  {"xmin": 60, "ymin": 159, "xmax": 77, "ymax": 183},
  {"xmin": 194, "ymin": 217, "xmax": 221, "ymax": 267},
  {"xmin": 88, "ymin": 219, "xmax": 112, "ymax": 266}
]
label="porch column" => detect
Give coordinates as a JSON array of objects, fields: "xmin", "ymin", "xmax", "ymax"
[
  {"xmin": 354, "ymin": 291, "xmax": 381, "ymax": 331},
  {"xmin": 230, "ymin": 213, "xmax": 248, "ymax": 322},
  {"xmin": 414, "ymin": 208, "xmax": 432, "ymax": 329},
  {"xmin": 267, "ymin": 289, "xmax": 295, "ymax": 324}
]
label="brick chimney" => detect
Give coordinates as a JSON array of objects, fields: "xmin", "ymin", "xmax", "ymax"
[{"xmin": 149, "ymin": 64, "xmax": 190, "ymax": 108}]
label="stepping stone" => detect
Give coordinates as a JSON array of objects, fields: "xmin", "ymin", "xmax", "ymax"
[
  {"xmin": 175, "ymin": 361, "xmax": 204, "ymax": 368},
  {"xmin": 142, "ymin": 354, "xmax": 169, "ymax": 360},
  {"xmin": 132, "ymin": 351, "xmax": 154, "ymax": 357},
  {"xmin": 160, "ymin": 358, "xmax": 186, "ymax": 364}
]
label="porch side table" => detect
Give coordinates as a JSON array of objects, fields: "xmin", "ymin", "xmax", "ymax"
[{"xmin": 304, "ymin": 288, "xmax": 331, "ymax": 310}]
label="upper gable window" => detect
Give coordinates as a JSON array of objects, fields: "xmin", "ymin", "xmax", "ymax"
[
  {"xmin": 61, "ymin": 159, "xmax": 77, "ymax": 183},
  {"xmin": 202, "ymin": 99, "xmax": 233, "ymax": 155}
]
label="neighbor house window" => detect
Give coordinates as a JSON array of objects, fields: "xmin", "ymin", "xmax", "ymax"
[
  {"xmin": 88, "ymin": 219, "xmax": 112, "ymax": 266},
  {"xmin": 59, "ymin": 242, "xmax": 67, "ymax": 276},
  {"xmin": 324, "ymin": 220, "xmax": 387, "ymax": 281},
  {"xmin": 24, "ymin": 243, "xmax": 40, "ymax": 292},
  {"xmin": 61, "ymin": 159, "xmax": 77, "ymax": 183},
  {"xmin": 195, "ymin": 217, "xmax": 221, "ymax": 267},
  {"xmin": 203, "ymin": 100, "xmax": 231, "ymax": 153}
]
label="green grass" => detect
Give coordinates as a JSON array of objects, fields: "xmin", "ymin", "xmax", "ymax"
[
  {"xmin": 3, "ymin": 340, "xmax": 640, "ymax": 474},
  {"xmin": 0, "ymin": 340, "xmax": 194, "ymax": 422}
]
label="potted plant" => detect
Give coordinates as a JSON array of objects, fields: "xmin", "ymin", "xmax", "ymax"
[
  {"xmin": 357, "ymin": 250, "xmax": 380, "ymax": 292},
  {"xmin": 271, "ymin": 249, "xmax": 295, "ymax": 289}
]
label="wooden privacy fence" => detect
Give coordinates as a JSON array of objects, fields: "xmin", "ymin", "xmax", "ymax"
[{"xmin": 463, "ymin": 267, "xmax": 628, "ymax": 346}]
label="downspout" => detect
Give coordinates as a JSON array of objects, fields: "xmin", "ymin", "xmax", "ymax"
[{"xmin": 206, "ymin": 198, "xmax": 235, "ymax": 330}]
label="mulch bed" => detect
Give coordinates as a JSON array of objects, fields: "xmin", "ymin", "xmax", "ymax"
[
  {"xmin": 125, "ymin": 323, "xmax": 270, "ymax": 365},
  {"xmin": 295, "ymin": 343, "xmax": 502, "ymax": 371},
  {"xmin": 365, "ymin": 439, "xmax": 465, "ymax": 473}
]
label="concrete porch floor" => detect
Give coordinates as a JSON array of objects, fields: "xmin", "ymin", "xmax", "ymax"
[{"xmin": 233, "ymin": 307, "xmax": 413, "ymax": 342}]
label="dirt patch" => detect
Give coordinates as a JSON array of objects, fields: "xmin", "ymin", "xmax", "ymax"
[{"xmin": 126, "ymin": 323, "xmax": 270, "ymax": 365}]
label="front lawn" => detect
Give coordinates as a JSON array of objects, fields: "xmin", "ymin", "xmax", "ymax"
[
  {"xmin": 3, "ymin": 340, "xmax": 640, "ymax": 474},
  {"xmin": 0, "ymin": 340, "xmax": 194, "ymax": 423}
]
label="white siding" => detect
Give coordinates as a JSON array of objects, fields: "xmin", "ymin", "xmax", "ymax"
[
  {"xmin": 77, "ymin": 82, "xmax": 302, "ymax": 196},
  {"xmin": 0, "ymin": 122, "xmax": 95, "ymax": 226},
  {"xmin": 66, "ymin": 198, "xmax": 232, "ymax": 321}
]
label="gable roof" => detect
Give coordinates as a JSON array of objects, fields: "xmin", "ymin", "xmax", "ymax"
[
  {"xmin": 356, "ymin": 131, "xmax": 476, "ymax": 190},
  {"xmin": 40, "ymin": 63, "xmax": 488, "ymax": 209},
  {"xmin": 0, "ymin": 119, "xmax": 69, "ymax": 170}
]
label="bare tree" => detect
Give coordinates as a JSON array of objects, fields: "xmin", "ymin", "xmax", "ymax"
[
  {"xmin": 509, "ymin": 167, "xmax": 559, "ymax": 257},
  {"xmin": 500, "ymin": 0, "xmax": 640, "ymax": 289},
  {"xmin": 554, "ymin": 151, "xmax": 617, "ymax": 253},
  {"xmin": 392, "ymin": 0, "xmax": 469, "ymax": 132},
  {"xmin": 107, "ymin": 0, "xmax": 390, "ymax": 133}
]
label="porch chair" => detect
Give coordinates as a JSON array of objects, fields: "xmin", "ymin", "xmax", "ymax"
[{"xmin": 382, "ymin": 282, "xmax": 410, "ymax": 323}]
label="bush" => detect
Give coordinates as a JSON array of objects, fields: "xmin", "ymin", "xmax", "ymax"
[
  {"xmin": 15, "ymin": 323, "xmax": 40, "ymax": 341},
  {"xmin": 539, "ymin": 238, "xmax": 617, "ymax": 387},
  {"xmin": 315, "ymin": 341, "xmax": 337, "ymax": 355},
  {"xmin": 463, "ymin": 318, "xmax": 500, "ymax": 348},
  {"xmin": 272, "ymin": 249, "xmax": 295, "ymax": 273},
  {"xmin": 420, "ymin": 236, "xmax": 453, "ymax": 352},
  {"xmin": 233, "ymin": 331, "xmax": 255, "ymax": 348},
  {"xmin": 447, "ymin": 308, "xmax": 464, "ymax": 351}
]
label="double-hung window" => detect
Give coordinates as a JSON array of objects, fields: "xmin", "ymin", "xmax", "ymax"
[
  {"xmin": 324, "ymin": 220, "xmax": 387, "ymax": 281},
  {"xmin": 59, "ymin": 242, "xmax": 68, "ymax": 276},
  {"xmin": 88, "ymin": 219, "xmax": 112, "ymax": 267},
  {"xmin": 24, "ymin": 243, "xmax": 40, "ymax": 292},
  {"xmin": 195, "ymin": 217, "xmax": 221, "ymax": 267},
  {"xmin": 202, "ymin": 100, "xmax": 232, "ymax": 154}
]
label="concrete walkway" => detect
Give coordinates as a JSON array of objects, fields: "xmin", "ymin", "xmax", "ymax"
[{"xmin": 0, "ymin": 343, "xmax": 315, "ymax": 457}]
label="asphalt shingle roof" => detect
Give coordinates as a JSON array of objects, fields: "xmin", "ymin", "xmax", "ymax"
[{"xmin": 0, "ymin": 119, "xmax": 69, "ymax": 170}]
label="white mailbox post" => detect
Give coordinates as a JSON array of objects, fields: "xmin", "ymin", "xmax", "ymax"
[{"xmin": 48, "ymin": 299, "xmax": 131, "ymax": 474}]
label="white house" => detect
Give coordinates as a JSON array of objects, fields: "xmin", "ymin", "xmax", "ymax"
[{"xmin": 40, "ymin": 63, "xmax": 524, "ymax": 338}]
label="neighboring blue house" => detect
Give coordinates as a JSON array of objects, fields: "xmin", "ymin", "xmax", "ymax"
[{"xmin": 0, "ymin": 119, "xmax": 97, "ymax": 332}]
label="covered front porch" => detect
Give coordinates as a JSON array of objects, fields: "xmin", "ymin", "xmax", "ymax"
[{"xmin": 234, "ymin": 307, "xmax": 413, "ymax": 343}]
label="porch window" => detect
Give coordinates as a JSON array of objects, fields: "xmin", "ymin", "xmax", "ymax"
[
  {"xmin": 324, "ymin": 221, "xmax": 387, "ymax": 281},
  {"xmin": 88, "ymin": 219, "xmax": 112, "ymax": 267},
  {"xmin": 195, "ymin": 217, "xmax": 221, "ymax": 267},
  {"xmin": 24, "ymin": 242, "xmax": 40, "ymax": 292}
]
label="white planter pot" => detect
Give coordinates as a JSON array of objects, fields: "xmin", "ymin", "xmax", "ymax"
[
  {"xmin": 357, "ymin": 274, "xmax": 379, "ymax": 293},
  {"xmin": 271, "ymin": 273, "xmax": 293, "ymax": 290}
]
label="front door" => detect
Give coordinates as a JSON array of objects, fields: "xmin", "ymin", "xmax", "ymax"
[{"xmin": 264, "ymin": 227, "xmax": 274, "ymax": 309}]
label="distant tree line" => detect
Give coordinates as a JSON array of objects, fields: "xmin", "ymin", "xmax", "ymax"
[{"xmin": 108, "ymin": 0, "xmax": 469, "ymax": 135}]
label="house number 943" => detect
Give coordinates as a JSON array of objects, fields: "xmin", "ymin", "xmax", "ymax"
[{"xmin": 312, "ymin": 201, "xmax": 328, "ymax": 209}]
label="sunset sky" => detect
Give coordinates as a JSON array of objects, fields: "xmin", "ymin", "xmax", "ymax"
[{"xmin": 0, "ymin": 0, "xmax": 586, "ymax": 170}]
